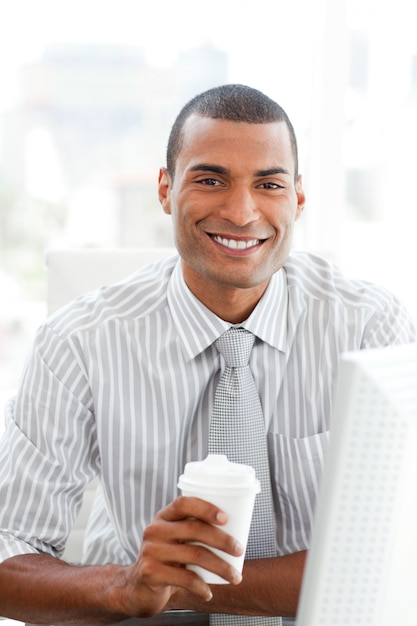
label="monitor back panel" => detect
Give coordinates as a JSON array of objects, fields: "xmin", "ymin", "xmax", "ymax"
[{"xmin": 296, "ymin": 343, "xmax": 417, "ymax": 626}]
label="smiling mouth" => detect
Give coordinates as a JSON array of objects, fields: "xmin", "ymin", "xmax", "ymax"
[{"xmin": 210, "ymin": 235, "xmax": 264, "ymax": 250}]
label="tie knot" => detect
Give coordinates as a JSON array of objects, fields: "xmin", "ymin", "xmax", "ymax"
[{"xmin": 214, "ymin": 327, "xmax": 255, "ymax": 367}]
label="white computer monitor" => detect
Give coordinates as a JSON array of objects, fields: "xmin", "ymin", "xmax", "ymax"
[{"xmin": 296, "ymin": 341, "xmax": 417, "ymax": 626}]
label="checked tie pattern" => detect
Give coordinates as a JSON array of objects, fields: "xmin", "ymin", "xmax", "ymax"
[{"xmin": 209, "ymin": 327, "xmax": 280, "ymax": 626}]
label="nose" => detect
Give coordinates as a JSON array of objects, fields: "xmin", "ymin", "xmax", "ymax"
[{"xmin": 219, "ymin": 185, "xmax": 259, "ymax": 226}]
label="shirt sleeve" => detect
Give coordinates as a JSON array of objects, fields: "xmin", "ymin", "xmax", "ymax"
[
  {"xmin": 361, "ymin": 289, "xmax": 416, "ymax": 349},
  {"xmin": 0, "ymin": 323, "xmax": 100, "ymax": 564}
]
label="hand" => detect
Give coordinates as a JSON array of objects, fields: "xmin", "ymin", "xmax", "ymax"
[{"xmin": 117, "ymin": 496, "xmax": 244, "ymax": 618}]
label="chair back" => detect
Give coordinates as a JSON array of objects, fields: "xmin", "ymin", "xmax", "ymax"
[{"xmin": 46, "ymin": 247, "xmax": 176, "ymax": 314}]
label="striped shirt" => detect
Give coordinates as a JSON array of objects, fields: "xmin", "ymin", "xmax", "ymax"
[{"xmin": 0, "ymin": 252, "xmax": 415, "ymax": 565}]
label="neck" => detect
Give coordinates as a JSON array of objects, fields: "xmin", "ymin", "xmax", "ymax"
[{"xmin": 186, "ymin": 279, "xmax": 267, "ymax": 324}]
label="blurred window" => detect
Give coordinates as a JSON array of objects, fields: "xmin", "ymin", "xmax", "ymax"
[{"xmin": 0, "ymin": 0, "xmax": 416, "ymax": 405}]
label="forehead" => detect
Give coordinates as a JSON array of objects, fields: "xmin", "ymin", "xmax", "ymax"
[{"xmin": 177, "ymin": 115, "xmax": 295, "ymax": 176}]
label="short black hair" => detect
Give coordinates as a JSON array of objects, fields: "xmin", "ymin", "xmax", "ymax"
[{"xmin": 166, "ymin": 84, "xmax": 298, "ymax": 180}]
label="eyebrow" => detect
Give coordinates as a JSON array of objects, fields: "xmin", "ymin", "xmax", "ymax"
[
  {"xmin": 255, "ymin": 167, "xmax": 291, "ymax": 177},
  {"xmin": 189, "ymin": 164, "xmax": 229, "ymax": 175},
  {"xmin": 188, "ymin": 164, "xmax": 291, "ymax": 177}
]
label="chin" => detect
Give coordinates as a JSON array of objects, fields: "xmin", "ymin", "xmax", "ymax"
[{"xmin": 212, "ymin": 270, "xmax": 271, "ymax": 291}]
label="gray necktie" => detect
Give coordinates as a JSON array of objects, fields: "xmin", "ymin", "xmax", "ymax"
[{"xmin": 209, "ymin": 327, "xmax": 281, "ymax": 626}]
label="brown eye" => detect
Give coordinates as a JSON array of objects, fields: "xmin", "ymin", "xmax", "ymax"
[
  {"xmin": 260, "ymin": 182, "xmax": 285, "ymax": 189},
  {"xmin": 259, "ymin": 181, "xmax": 285, "ymax": 190},
  {"xmin": 199, "ymin": 178, "xmax": 220, "ymax": 185}
]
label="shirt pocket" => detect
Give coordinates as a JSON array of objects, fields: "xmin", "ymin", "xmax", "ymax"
[{"xmin": 268, "ymin": 430, "xmax": 329, "ymax": 553}]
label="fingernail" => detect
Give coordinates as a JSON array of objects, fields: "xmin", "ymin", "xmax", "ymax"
[
  {"xmin": 232, "ymin": 571, "xmax": 243, "ymax": 584},
  {"xmin": 234, "ymin": 540, "xmax": 244, "ymax": 554},
  {"xmin": 216, "ymin": 511, "xmax": 228, "ymax": 524}
]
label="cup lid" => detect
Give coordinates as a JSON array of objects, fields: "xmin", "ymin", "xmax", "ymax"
[{"xmin": 178, "ymin": 454, "xmax": 261, "ymax": 493}]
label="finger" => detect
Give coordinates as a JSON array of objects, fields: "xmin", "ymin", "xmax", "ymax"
[
  {"xmin": 144, "ymin": 515, "xmax": 244, "ymax": 558},
  {"xmin": 139, "ymin": 558, "xmax": 215, "ymax": 601},
  {"xmin": 142, "ymin": 540, "xmax": 243, "ymax": 586},
  {"xmin": 158, "ymin": 496, "xmax": 228, "ymax": 525},
  {"xmin": 174, "ymin": 518, "xmax": 244, "ymax": 557}
]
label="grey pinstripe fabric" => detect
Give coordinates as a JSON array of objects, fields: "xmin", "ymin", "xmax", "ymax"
[{"xmin": 0, "ymin": 252, "xmax": 415, "ymax": 574}]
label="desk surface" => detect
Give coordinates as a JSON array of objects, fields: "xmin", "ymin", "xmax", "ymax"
[
  {"xmin": 116, "ymin": 612, "xmax": 208, "ymax": 626},
  {"xmin": 23, "ymin": 612, "xmax": 209, "ymax": 626},
  {"xmin": 13, "ymin": 613, "xmax": 296, "ymax": 625}
]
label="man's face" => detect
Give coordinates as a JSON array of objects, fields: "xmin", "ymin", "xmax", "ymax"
[{"xmin": 159, "ymin": 115, "xmax": 305, "ymax": 308}]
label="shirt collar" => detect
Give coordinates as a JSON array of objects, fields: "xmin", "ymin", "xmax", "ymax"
[
  {"xmin": 167, "ymin": 259, "xmax": 288, "ymax": 362},
  {"xmin": 242, "ymin": 269, "xmax": 288, "ymax": 352}
]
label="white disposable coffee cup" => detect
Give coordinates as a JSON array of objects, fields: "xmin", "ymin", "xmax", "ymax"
[{"xmin": 177, "ymin": 454, "xmax": 260, "ymax": 584}]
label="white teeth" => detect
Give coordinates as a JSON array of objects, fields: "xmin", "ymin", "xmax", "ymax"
[{"xmin": 213, "ymin": 236, "xmax": 260, "ymax": 249}]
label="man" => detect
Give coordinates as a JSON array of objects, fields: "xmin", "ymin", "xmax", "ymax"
[{"xmin": 0, "ymin": 84, "xmax": 415, "ymax": 624}]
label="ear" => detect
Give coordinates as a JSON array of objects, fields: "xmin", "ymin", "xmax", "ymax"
[
  {"xmin": 158, "ymin": 167, "xmax": 172, "ymax": 215},
  {"xmin": 295, "ymin": 175, "xmax": 305, "ymax": 220}
]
